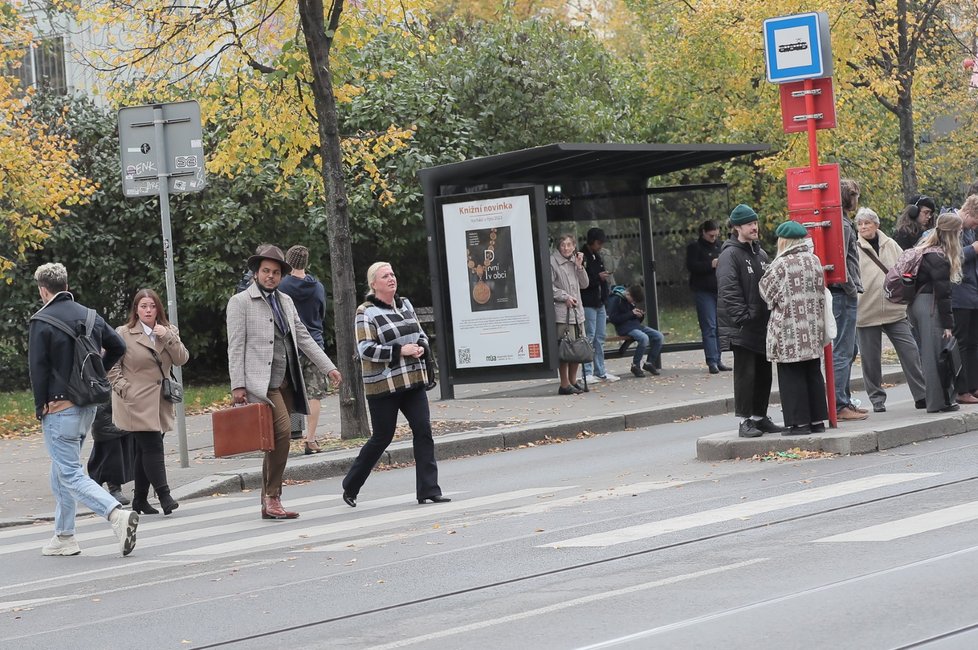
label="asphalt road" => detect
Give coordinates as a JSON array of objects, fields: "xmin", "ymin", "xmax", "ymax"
[{"xmin": 3, "ymin": 412, "xmax": 978, "ymax": 650}]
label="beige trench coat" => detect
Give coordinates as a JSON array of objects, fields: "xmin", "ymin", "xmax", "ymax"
[
  {"xmin": 551, "ymin": 250, "xmax": 589, "ymax": 324},
  {"xmin": 107, "ymin": 323, "xmax": 190, "ymax": 432}
]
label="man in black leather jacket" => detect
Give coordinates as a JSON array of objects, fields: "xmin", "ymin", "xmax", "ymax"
[
  {"xmin": 716, "ymin": 205, "xmax": 785, "ymax": 438},
  {"xmin": 28, "ymin": 262, "xmax": 138, "ymax": 557}
]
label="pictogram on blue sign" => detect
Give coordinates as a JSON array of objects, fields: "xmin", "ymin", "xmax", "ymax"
[{"xmin": 763, "ymin": 12, "xmax": 833, "ymax": 84}]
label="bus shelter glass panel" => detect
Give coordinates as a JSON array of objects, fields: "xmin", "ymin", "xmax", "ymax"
[{"xmin": 648, "ymin": 185, "xmax": 729, "ymax": 345}]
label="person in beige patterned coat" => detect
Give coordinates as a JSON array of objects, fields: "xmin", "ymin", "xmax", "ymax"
[
  {"xmin": 759, "ymin": 221, "xmax": 829, "ymax": 435},
  {"xmin": 227, "ymin": 245, "xmax": 341, "ymax": 520}
]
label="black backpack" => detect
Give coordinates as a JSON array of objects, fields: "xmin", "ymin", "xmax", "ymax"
[{"xmin": 31, "ymin": 309, "xmax": 112, "ymax": 406}]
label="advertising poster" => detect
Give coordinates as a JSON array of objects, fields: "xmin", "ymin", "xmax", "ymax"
[{"xmin": 443, "ymin": 194, "xmax": 543, "ymax": 368}]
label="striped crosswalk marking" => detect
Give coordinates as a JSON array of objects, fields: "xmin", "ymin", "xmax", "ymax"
[
  {"xmin": 167, "ymin": 486, "xmax": 574, "ymax": 557},
  {"xmin": 541, "ymin": 473, "xmax": 938, "ymax": 548},
  {"xmin": 816, "ymin": 501, "xmax": 978, "ymax": 542}
]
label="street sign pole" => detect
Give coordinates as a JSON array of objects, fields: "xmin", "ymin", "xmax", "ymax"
[
  {"xmin": 120, "ymin": 100, "xmax": 206, "ymax": 468},
  {"xmin": 152, "ymin": 106, "xmax": 190, "ymax": 468}
]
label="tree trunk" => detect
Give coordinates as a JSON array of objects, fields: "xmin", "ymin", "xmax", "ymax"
[
  {"xmin": 897, "ymin": 92, "xmax": 918, "ymax": 203},
  {"xmin": 297, "ymin": 0, "xmax": 370, "ymax": 439}
]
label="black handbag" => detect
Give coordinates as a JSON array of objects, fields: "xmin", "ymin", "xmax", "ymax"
[
  {"xmin": 558, "ymin": 305, "xmax": 594, "ymax": 364},
  {"xmin": 151, "ymin": 350, "xmax": 184, "ymax": 404},
  {"xmin": 939, "ymin": 335, "xmax": 963, "ymax": 393}
]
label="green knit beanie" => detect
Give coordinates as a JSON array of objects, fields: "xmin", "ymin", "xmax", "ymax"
[{"xmin": 729, "ymin": 204, "xmax": 758, "ymax": 225}]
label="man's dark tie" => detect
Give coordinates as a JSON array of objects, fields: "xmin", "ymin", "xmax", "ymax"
[{"xmin": 268, "ymin": 293, "xmax": 288, "ymax": 334}]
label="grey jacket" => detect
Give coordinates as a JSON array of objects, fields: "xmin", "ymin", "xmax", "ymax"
[{"xmin": 226, "ymin": 282, "xmax": 337, "ymax": 414}]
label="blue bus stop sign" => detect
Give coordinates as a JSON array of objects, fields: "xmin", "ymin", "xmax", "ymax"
[{"xmin": 763, "ymin": 12, "xmax": 832, "ymax": 83}]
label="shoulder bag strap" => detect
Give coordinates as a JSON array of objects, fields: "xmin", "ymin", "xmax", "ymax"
[{"xmin": 860, "ymin": 245, "xmax": 890, "ymax": 275}]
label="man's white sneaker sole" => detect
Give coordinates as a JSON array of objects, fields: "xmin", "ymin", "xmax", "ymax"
[{"xmin": 111, "ymin": 509, "xmax": 139, "ymax": 556}]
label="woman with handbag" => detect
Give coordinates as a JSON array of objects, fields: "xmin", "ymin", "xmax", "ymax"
[
  {"xmin": 854, "ymin": 207, "xmax": 927, "ymax": 412},
  {"xmin": 341, "ymin": 262, "xmax": 448, "ymax": 508},
  {"xmin": 758, "ymin": 221, "xmax": 829, "ymax": 435},
  {"xmin": 910, "ymin": 213, "xmax": 964, "ymax": 413},
  {"xmin": 551, "ymin": 234, "xmax": 590, "ymax": 395},
  {"xmin": 107, "ymin": 288, "xmax": 189, "ymax": 515}
]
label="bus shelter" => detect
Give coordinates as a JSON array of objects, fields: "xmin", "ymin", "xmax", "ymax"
[{"xmin": 421, "ymin": 142, "xmax": 768, "ymax": 399}]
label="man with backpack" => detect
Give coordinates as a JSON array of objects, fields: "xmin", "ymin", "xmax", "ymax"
[{"xmin": 28, "ymin": 263, "xmax": 140, "ymax": 557}]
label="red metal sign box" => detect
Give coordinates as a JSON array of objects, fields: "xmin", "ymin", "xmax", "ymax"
[
  {"xmin": 780, "ymin": 77, "xmax": 837, "ymax": 133},
  {"xmin": 786, "ymin": 164, "xmax": 846, "ymax": 285}
]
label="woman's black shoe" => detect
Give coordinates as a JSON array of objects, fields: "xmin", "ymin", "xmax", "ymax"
[
  {"xmin": 343, "ymin": 492, "xmax": 357, "ymax": 508},
  {"xmin": 810, "ymin": 422, "xmax": 826, "ymax": 433},
  {"xmin": 418, "ymin": 495, "xmax": 452, "ymax": 504},
  {"xmin": 157, "ymin": 488, "xmax": 179, "ymax": 516},
  {"xmin": 131, "ymin": 498, "xmax": 159, "ymax": 515}
]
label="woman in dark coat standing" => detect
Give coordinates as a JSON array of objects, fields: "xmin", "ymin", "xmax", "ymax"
[
  {"xmin": 686, "ymin": 219, "xmax": 730, "ymax": 374},
  {"xmin": 87, "ymin": 402, "xmax": 134, "ymax": 505},
  {"xmin": 909, "ymin": 212, "xmax": 963, "ymax": 412},
  {"xmin": 893, "ymin": 195, "xmax": 936, "ymax": 250}
]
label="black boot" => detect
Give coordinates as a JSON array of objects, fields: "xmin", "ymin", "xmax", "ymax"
[
  {"xmin": 131, "ymin": 487, "xmax": 159, "ymax": 515},
  {"xmin": 106, "ymin": 483, "xmax": 130, "ymax": 506},
  {"xmin": 157, "ymin": 487, "xmax": 179, "ymax": 516}
]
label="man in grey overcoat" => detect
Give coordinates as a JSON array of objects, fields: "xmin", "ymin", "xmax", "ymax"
[{"xmin": 227, "ymin": 245, "xmax": 342, "ymax": 519}]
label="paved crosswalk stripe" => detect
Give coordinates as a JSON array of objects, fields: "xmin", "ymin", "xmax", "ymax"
[
  {"xmin": 492, "ymin": 481, "xmax": 689, "ymax": 516},
  {"xmin": 367, "ymin": 559, "xmax": 767, "ymax": 649},
  {"xmin": 0, "ymin": 492, "xmax": 418, "ymax": 556},
  {"xmin": 815, "ymin": 500, "xmax": 978, "ymax": 542},
  {"xmin": 167, "ymin": 487, "xmax": 573, "ymax": 557},
  {"xmin": 541, "ymin": 473, "xmax": 938, "ymax": 548}
]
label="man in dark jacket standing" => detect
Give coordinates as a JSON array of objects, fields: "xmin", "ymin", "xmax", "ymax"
[
  {"xmin": 686, "ymin": 219, "xmax": 731, "ymax": 374},
  {"xmin": 279, "ymin": 245, "xmax": 331, "ymax": 453},
  {"xmin": 717, "ymin": 205, "xmax": 785, "ymax": 438},
  {"xmin": 28, "ymin": 263, "xmax": 139, "ymax": 557},
  {"xmin": 580, "ymin": 228, "xmax": 619, "ymax": 384}
]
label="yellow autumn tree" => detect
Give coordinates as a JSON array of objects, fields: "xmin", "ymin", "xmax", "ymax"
[
  {"xmin": 627, "ymin": 0, "xmax": 977, "ymax": 221},
  {"xmin": 0, "ymin": 5, "xmax": 96, "ymax": 281},
  {"xmin": 67, "ymin": 0, "xmax": 436, "ymax": 437}
]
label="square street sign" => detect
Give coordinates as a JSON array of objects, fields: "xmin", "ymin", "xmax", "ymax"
[
  {"xmin": 763, "ymin": 12, "xmax": 833, "ymax": 83},
  {"xmin": 119, "ymin": 100, "xmax": 206, "ymax": 198}
]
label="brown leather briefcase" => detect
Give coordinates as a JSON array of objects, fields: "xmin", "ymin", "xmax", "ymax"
[{"xmin": 212, "ymin": 403, "xmax": 275, "ymax": 457}]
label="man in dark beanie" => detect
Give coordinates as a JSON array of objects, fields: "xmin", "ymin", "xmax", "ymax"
[
  {"xmin": 716, "ymin": 204, "xmax": 785, "ymax": 437},
  {"xmin": 580, "ymin": 228, "xmax": 619, "ymax": 385}
]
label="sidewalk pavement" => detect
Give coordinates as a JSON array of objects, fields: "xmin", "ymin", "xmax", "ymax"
[{"xmin": 3, "ymin": 349, "xmax": 977, "ymax": 528}]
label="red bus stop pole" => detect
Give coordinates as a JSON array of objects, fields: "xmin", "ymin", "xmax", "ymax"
[{"xmin": 801, "ymin": 78, "xmax": 837, "ymax": 428}]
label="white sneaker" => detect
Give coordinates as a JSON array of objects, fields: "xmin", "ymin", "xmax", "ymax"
[
  {"xmin": 42, "ymin": 534, "xmax": 80, "ymax": 556},
  {"xmin": 584, "ymin": 375, "xmax": 600, "ymax": 385},
  {"xmin": 110, "ymin": 507, "xmax": 139, "ymax": 557},
  {"xmin": 600, "ymin": 373, "xmax": 621, "ymax": 382}
]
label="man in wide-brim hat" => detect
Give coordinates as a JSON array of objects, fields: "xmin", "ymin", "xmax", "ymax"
[{"xmin": 226, "ymin": 244, "xmax": 342, "ymax": 520}]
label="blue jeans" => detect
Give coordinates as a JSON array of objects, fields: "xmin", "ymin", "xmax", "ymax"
[
  {"xmin": 42, "ymin": 405, "xmax": 120, "ymax": 535},
  {"xmin": 831, "ymin": 291, "xmax": 858, "ymax": 411},
  {"xmin": 694, "ymin": 290, "xmax": 721, "ymax": 366},
  {"xmin": 583, "ymin": 305, "xmax": 608, "ymax": 377},
  {"xmin": 627, "ymin": 326, "xmax": 664, "ymax": 366}
]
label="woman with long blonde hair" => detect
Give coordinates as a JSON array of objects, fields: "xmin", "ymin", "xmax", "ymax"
[{"xmin": 910, "ymin": 212, "xmax": 963, "ymax": 412}]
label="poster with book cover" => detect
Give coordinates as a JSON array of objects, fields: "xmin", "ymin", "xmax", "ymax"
[{"xmin": 442, "ymin": 194, "xmax": 543, "ymax": 368}]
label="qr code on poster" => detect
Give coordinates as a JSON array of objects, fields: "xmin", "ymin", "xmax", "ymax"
[{"xmin": 458, "ymin": 347, "xmax": 471, "ymax": 365}]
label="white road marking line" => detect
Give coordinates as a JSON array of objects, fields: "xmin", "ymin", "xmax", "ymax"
[
  {"xmin": 541, "ymin": 473, "xmax": 938, "ymax": 548},
  {"xmin": 309, "ymin": 481, "xmax": 690, "ymax": 552},
  {"xmin": 493, "ymin": 481, "xmax": 689, "ymax": 516},
  {"xmin": 816, "ymin": 500, "xmax": 978, "ymax": 542},
  {"xmin": 368, "ymin": 558, "xmax": 767, "ymax": 650},
  {"xmin": 0, "ymin": 492, "xmax": 419, "ymax": 556},
  {"xmin": 167, "ymin": 487, "xmax": 574, "ymax": 556},
  {"xmin": 0, "ymin": 495, "xmax": 246, "ymax": 541},
  {"xmin": 573, "ymin": 543, "xmax": 978, "ymax": 649}
]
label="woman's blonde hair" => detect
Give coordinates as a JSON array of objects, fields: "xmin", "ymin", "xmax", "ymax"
[
  {"xmin": 365, "ymin": 261, "xmax": 392, "ymax": 293},
  {"xmin": 960, "ymin": 195, "xmax": 978, "ymax": 223},
  {"xmin": 917, "ymin": 213, "xmax": 963, "ymax": 283}
]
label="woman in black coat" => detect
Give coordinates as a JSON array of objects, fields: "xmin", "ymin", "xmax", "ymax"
[{"xmin": 87, "ymin": 402, "xmax": 134, "ymax": 505}]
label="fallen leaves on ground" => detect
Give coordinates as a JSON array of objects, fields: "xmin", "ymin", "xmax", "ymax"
[{"xmin": 749, "ymin": 448, "xmax": 837, "ymax": 462}]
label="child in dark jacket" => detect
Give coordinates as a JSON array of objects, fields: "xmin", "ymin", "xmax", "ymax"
[{"xmin": 607, "ymin": 285, "xmax": 664, "ymax": 377}]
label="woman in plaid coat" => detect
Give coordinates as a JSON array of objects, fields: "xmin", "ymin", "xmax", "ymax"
[
  {"xmin": 341, "ymin": 262, "xmax": 449, "ymax": 508},
  {"xmin": 759, "ymin": 221, "xmax": 829, "ymax": 435}
]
